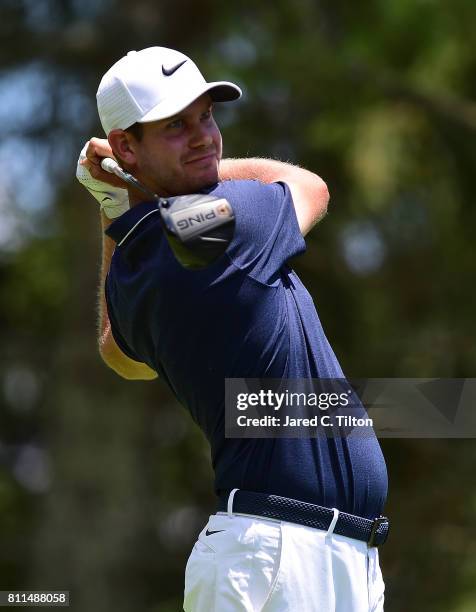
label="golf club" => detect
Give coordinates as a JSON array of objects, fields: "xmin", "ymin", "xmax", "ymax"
[{"xmin": 100, "ymin": 158, "xmax": 235, "ymax": 269}]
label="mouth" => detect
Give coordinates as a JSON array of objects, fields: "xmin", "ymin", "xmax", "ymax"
[{"xmin": 184, "ymin": 152, "xmax": 217, "ymax": 165}]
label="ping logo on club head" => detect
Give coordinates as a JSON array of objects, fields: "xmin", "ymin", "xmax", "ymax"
[{"xmin": 176, "ymin": 209, "xmax": 217, "ymax": 231}]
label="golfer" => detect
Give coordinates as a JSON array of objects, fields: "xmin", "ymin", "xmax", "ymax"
[{"xmin": 77, "ymin": 46, "xmax": 388, "ymax": 611}]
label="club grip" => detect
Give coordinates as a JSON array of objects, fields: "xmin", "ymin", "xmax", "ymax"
[{"xmin": 101, "ymin": 157, "xmax": 121, "ymax": 175}]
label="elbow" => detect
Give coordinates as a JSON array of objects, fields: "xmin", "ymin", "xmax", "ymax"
[
  {"xmin": 319, "ymin": 178, "xmax": 330, "ymax": 207},
  {"xmin": 323, "ymin": 180, "xmax": 330, "ymax": 203},
  {"xmin": 314, "ymin": 179, "xmax": 330, "ymax": 223},
  {"xmin": 98, "ymin": 346, "xmax": 129, "ymax": 379},
  {"xmin": 99, "ymin": 349, "xmax": 152, "ymax": 380},
  {"xmin": 98, "ymin": 344, "xmax": 157, "ymax": 381}
]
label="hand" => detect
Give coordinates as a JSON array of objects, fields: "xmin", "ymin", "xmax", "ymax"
[{"xmin": 76, "ymin": 138, "xmax": 130, "ymax": 219}]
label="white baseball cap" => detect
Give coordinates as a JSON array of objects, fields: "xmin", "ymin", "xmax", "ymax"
[{"xmin": 96, "ymin": 46, "xmax": 242, "ymax": 135}]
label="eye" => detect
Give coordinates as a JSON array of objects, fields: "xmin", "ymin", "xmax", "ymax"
[
  {"xmin": 201, "ymin": 108, "xmax": 213, "ymax": 121},
  {"xmin": 166, "ymin": 118, "xmax": 184, "ymax": 129}
]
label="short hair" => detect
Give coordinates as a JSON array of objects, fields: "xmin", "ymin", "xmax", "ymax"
[{"xmin": 124, "ymin": 122, "xmax": 144, "ymax": 141}]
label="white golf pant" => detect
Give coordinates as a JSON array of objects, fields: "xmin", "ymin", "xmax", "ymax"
[{"xmin": 184, "ymin": 512, "xmax": 385, "ymax": 612}]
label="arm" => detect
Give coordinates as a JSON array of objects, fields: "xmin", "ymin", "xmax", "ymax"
[
  {"xmin": 98, "ymin": 213, "xmax": 158, "ymax": 380},
  {"xmin": 219, "ymin": 158, "xmax": 329, "ymax": 236},
  {"xmin": 78, "ymin": 139, "xmax": 157, "ymax": 381}
]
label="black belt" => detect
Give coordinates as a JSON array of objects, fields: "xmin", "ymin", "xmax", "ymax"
[{"xmin": 218, "ymin": 490, "xmax": 389, "ymax": 547}]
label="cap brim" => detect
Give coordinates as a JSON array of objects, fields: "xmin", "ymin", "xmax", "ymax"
[{"xmin": 138, "ymin": 81, "xmax": 242, "ymax": 124}]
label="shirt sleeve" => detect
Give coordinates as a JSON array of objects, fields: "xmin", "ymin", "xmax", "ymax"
[
  {"xmin": 223, "ymin": 180, "xmax": 306, "ymax": 284},
  {"xmin": 104, "ymin": 276, "xmax": 142, "ymax": 362}
]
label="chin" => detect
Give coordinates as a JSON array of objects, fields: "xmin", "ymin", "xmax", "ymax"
[
  {"xmin": 170, "ymin": 179, "xmax": 215, "ymax": 197},
  {"xmin": 190, "ymin": 171, "xmax": 219, "ymax": 191}
]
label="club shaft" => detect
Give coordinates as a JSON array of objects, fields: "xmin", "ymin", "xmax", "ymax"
[{"xmin": 102, "ymin": 158, "xmax": 158, "ymax": 200}]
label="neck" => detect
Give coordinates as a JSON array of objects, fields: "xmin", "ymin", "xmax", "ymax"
[{"xmin": 127, "ymin": 186, "xmax": 163, "ymax": 207}]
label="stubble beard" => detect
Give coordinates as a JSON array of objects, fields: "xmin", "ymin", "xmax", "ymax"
[
  {"xmin": 143, "ymin": 154, "xmax": 220, "ymax": 197},
  {"xmin": 176, "ymin": 162, "xmax": 220, "ymax": 195}
]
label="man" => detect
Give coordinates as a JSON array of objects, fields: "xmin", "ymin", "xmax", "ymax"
[{"xmin": 77, "ymin": 46, "xmax": 388, "ymax": 611}]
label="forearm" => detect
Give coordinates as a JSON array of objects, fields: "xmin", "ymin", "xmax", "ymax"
[
  {"xmin": 98, "ymin": 212, "xmax": 115, "ymax": 347},
  {"xmin": 219, "ymin": 157, "xmax": 323, "ymax": 187},
  {"xmin": 219, "ymin": 158, "xmax": 329, "ymax": 235},
  {"xmin": 98, "ymin": 213, "xmax": 157, "ymax": 380}
]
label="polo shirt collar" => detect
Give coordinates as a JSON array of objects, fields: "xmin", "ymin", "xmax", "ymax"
[
  {"xmin": 105, "ymin": 200, "xmax": 158, "ymax": 244},
  {"xmin": 104, "ymin": 183, "xmax": 220, "ymax": 244}
]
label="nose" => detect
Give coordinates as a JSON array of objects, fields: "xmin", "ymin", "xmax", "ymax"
[{"xmin": 189, "ymin": 123, "xmax": 213, "ymax": 149}]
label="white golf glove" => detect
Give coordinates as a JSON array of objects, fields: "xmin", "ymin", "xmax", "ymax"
[{"xmin": 76, "ymin": 142, "xmax": 130, "ymax": 219}]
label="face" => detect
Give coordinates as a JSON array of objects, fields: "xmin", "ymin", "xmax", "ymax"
[{"xmin": 123, "ymin": 94, "xmax": 222, "ymax": 197}]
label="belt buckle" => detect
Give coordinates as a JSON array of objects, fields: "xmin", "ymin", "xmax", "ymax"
[{"xmin": 368, "ymin": 516, "xmax": 389, "ymax": 547}]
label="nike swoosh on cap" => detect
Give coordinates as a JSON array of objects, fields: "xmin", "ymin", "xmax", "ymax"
[
  {"xmin": 162, "ymin": 60, "xmax": 187, "ymax": 76},
  {"xmin": 205, "ymin": 529, "xmax": 224, "ymax": 536}
]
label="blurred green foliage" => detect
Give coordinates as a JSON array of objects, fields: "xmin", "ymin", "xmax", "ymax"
[{"xmin": 0, "ymin": 1, "xmax": 475, "ymax": 610}]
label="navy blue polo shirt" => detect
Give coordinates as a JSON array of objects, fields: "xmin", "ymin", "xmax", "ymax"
[{"xmin": 105, "ymin": 179, "xmax": 388, "ymax": 519}]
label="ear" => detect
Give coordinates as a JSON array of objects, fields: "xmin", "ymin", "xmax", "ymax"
[{"xmin": 108, "ymin": 129, "xmax": 137, "ymax": 167}]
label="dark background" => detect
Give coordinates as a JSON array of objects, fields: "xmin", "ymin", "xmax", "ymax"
[{"xmin": 1, "ymin": 1, "xmax": 475, "ymax": 610}]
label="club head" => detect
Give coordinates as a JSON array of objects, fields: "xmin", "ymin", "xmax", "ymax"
[{"xmin": 159, "ymin": 194, "xmax": 235, "ymax": 269}]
